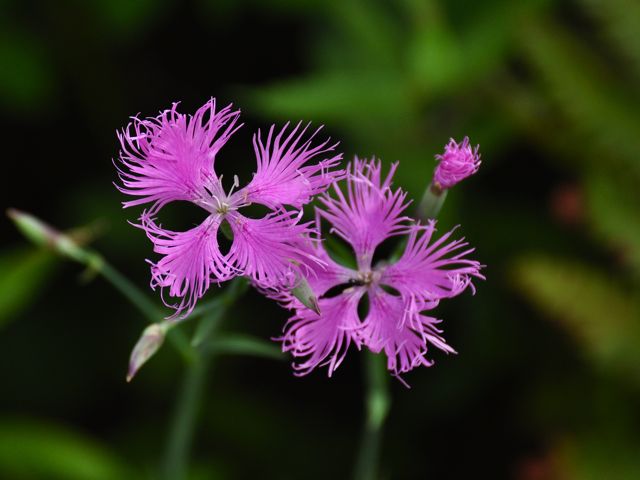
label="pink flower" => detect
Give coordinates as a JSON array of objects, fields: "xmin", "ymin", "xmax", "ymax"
[
  {"xmin": 275, "ymin": 158, "xmax": 483, "ymax": 378},
  {"xmin": 433, "ymin": 137, "xmax": 481, "ymax": 190},
  {"xmin": 115, "ymin": 99, "xmax": 343, "ymax": 318}
]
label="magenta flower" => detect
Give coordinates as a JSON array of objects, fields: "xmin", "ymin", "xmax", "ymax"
[
  {"xmin": 275, "ymin": 158, "xmax": 483, "ymax": 378},
  {"xmin": 433, "ymin": 137, "xmax": 481, "ymax": 190},
  {"xmin": 115, "ymin": 99, "xmax": 343, "ymax": 318}
]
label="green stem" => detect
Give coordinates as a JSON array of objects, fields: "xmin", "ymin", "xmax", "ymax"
[
  {"xmin": 353, "ymin": 352, "xmax": 391, "ymax": 480},
  {"xmin": 97, "ymin": 257, "xmax": 195, "ymax": 363},
  {"xmin": 162, "ymin": 355, "xmax": 208, "ymax": 480},
  {"xmin": 98, "ymin": 260, "xmax": 159, "ymax": 322},
  {"xmin": 161, "ymin": 277, "xmax": 249, "ymax": 480},
  {"xmin": 418, "ymin": 183, "xmax": 448, "ymax": 221}
]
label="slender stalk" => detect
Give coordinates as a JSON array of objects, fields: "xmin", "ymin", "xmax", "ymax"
[
  {"xmin": 98, "ymin": 257, "xmax": 195, "ymax": 363},
  {"xmin": 162, "ymin": 355, "xmax": 208, "ymax": 480},
  {"xmin": 418, "ymin": 183, "xmax": 447, "ymax": 221},
  {"xmin": 98, "ymin": 260, "xmax": 159, "ymax": 322},
  {"xmin": 353, "ymin": 175, "xmax": 448, "ymax": 479},
  {"xmin": 161, "ymin": 278, "xmax": 249, "ymax": 480},
  {"xmin": 353, "ymin": 352, "xmax": 391, "ymax": 480}
]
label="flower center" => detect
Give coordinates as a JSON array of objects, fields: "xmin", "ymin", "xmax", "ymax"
[
  {"xmin": 216, "ymin": 202, "xmax": 231, "ymax": 215},
  {"xmin": 198, "ymin": 174, "xmax": 246, "ymax": 216},
  {"xmin": 356, "ymin": 270, "xmax": 380, "ymax": 286}
]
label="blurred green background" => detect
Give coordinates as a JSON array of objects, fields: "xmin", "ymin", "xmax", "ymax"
[{"xmin": 2, "ymin": 0, "xmax": 640, "ymax": 478}]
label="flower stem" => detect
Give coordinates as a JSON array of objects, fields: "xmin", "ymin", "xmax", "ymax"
[
  {"xmin": 161, "ymin": 277, "xmax": 249, "ymax": 480},
  {"xmin": 7, "ymin": 208, "xmax": 196, "ymax": 361},
  {"xmin": 353, "ymin": 352, "xmax": 391, "ymax": 480},
  {"xmin": 418, "ymin": 182, "xmax": 447, "ymax": 221},
  {"xmin": 161, "ymin": 354, "xmax": 208, "ymax": 480},
  {"xmin": 98, "ymin": 260, "xmax": 159, "ymax": 322},
  {"xmin": 96, "ymin": 257, "xmax": 195, "ymax": 363}
]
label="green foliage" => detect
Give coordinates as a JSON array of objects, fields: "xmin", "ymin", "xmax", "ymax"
[
  {"xmin": 518, "ymin": 18, "xmax": 640, "ymax": 172},
  {"xmin": 0, "ymin": 28, "xmax": 54, "ymax": 112},
  {"xmin": 512, "ymin": 255, "xmax": 640, "ymax": 380},
  {"xmin": 206, "ymin": 334, "xmax": 283, "ymax": 360},
  {"xmin": 556, "ymin": 433, "xmax": 640, "ymax": 480},
  {"xmin": 0, "ymin": 418, "xmax": 134, "ymax": 480},
  {"xmin": 3, "ymin": 0, "xmax": 640, "ymax": 477},
  {"xmin": 0, "ymin": 247, "xmax": 56, "ymax": 328},
  {"xmin": 88, "ymin": 0, "xmax": 166, "ymax": 35},
  {"xmin": 577, "ymin": 0, "xmax": 640, "ymax": 79},
  {"xmin": 585, "ymin": 169, "xmax": 640, "ymax": 274}
]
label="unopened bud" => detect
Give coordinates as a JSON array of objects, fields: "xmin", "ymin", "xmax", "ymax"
[
  {"xmin": 291, "ymin": 276, "xmax": 320, "ymax": 314},
  {"xmin": 7, "ymin": 209, "xmax": 87, "ymax": 262},
  {"xmin": 127, "ymin": 323, "xmax": 168, "ymax": 382},
  {"xmin": 432, "ymin": 137, "xmax": 481, "ymax": 190}
]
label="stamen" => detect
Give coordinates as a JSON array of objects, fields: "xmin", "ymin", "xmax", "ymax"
[{"xmin": 231, "ymin": 175, "xmax": 240, "ymax": 193}]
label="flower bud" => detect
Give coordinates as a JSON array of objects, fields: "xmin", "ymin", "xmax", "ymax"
[
  {"xmin": 7, "ymin": 209, "xmax": 87, "ymax": 262},
  {"xmin": 432, "ymin": 137, "xmax": 481, "ymax": 190},
  {"xmin": 127, "ymin": 323, "xmax": 168, "ymax": 382},
  {"xmin": 291, "ymin": 276, "xmax": 320, "ymax": 314}
]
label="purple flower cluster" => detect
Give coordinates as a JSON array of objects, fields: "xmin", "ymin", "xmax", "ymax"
[{"xmin": 115, "ymin": 99, "xmax": 483, "ymax": 377}]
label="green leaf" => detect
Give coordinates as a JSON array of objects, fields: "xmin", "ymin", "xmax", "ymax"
[
  {"xmin": 407, "ymin": 0, "xmax": 543, "ymax": 97},
  {"xmin": 0, "ymin": 418, "xmax": 134, "ymax": 480},
  {"xmin": 556, "ymin": 433, "xmax": 640, "ymax": 480},
  {"xmin": 577, "ymin": 0, "xmax": 640, "ymax": 80},
  {"xmin": 519, "ymin": 18, "xmax": 640, "ymax": 171},
  {"xmin": 0, "ymin": 247, "xmax": 56, "ymax": 328},
  {"xmin": 0, "ymin": 28, "xmax": 54, "ymax": 112},
  {"xmin": 408, "ymin": 20, "xmax": 462, "ymax": 95},
  {"xmin": 584, "ymin": 169, "xmax": 640, "ymax": 274},
  {"xmin": 191, "ymin": 278, "xmax": 249, "ymax": 348},
  {"xmin": 206, "ymin": 334, "xmax": 284, "ymax": 361},
  {"xmin": 245, "ymin": 71, "xmax": 411, "ymax": 127},
  {"xmin": 512, "ymin": 255, "xmax": 640, "ymax": 378},
  {"xmin": 325, "ymin": 0, "xmax": 401, "ymax": 70},
  {"xmin": 88, "ymin": 0, "xmax": 166, "ymax": 37}
]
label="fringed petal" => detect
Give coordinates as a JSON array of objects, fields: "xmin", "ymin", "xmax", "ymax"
[
  {"xmin": 362, "ymin": 286, "xmax": 456, "ymax": 376},
  {"xmin": 225, "ymin": 210, "xmax": 319, "ymax": 288},
  {"xmin": 381, "ymin": 221, "xmax": 484, "ymax": 307},
  {"xmin": 139, "ymin": 213, "xmax": 230, "ymax": 319},
  {"xmin": 238, "ymin": 122, "xmax": 343, "ymax": 209},
  {"xmin": 280, "ymin": 287, "xmax": 365, "ymax": 376},
  {"xmin": 115, "ymin": 99, "xmax": 241, "ymax": 214},
  {"xmin": 319, "ymin": 158, "xmax": 411, "ymax": 270}
]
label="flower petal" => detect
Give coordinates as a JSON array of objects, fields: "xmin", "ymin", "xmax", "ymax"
[
  {"xmin": 263, "ymin": 229, "xmax": 357, "ymax": 309},
  {"xmin": 362, "ymin": 286, "xmax": 455, "ymax": 376},
  {"xmin": 280, "ymin": 287, "xmax": 365, "ymax": 376},
  {"xmin": 238, "ymin": 122, "xmax": 343, "ymax": 209},
  {"xmin": 225, "ymin": 210, "xmax": 318, "ymax": 288},
  {"xmin": 381, "ymin": 221, "xmax": 484, "ymax": 306},
  {"xmin": 115, "ymin": 99, "xmax": 241, "ymax": 214},
  {"xmin": 319, "ymin": 158, "xmax": 411, "ymax": 270},
  {"xmin": 139, "ymin": 213, "xmax": 230, "ymax": 319}
]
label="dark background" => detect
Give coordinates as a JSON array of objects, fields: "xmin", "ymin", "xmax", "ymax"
[{"xmin": 2, "ymin": 0, "xmax": 640, "ymax": 479}]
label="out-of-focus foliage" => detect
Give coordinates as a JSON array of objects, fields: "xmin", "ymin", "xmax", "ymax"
[
  {"xmin": 0, "ymin": 418, "xmax": 134, "ymax": 480},
  {"xmin": 2, "ymin": 0, "xmax": 640, "ymax": 478},
  {"xmin": 244, "ymin": 0, "xmax": 640, "ymax": 477},
  {"xmin": 512, "ymin": 256, "xmax": 639, "ymax": 381},
  {"xmin": 0, "ymin": 247, "xmax": 56, "ymax": 327}
]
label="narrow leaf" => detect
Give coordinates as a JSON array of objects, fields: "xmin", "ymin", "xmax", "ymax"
[
  {"xmin": 0, "ymin": 247, "xmax": 56, "ymax": 328},
  {"xmin": 512, "ymin": 255, "xmax": 640, "ymax": 378},
  {"xmin": 206, "ymin": 334, "xmax": 284, "ymax": 361},
  {"xmin": 0, "ymin": 418, "xmax": 134, "ymax": 480}
]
